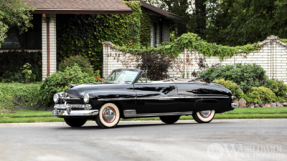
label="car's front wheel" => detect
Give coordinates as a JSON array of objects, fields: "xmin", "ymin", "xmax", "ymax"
[
  {"xmin": 95, "ymin": 103, "xmax": 120, "ymax": 128},
  {"xmin": 192, "ymin": 110, "xmax": 215, "ymax": 123},
  {"xmin": 160, "ymin": 115, "xmax": 180, "ymax": 124},
  {"xmin": 64, "ymin": 118, "xmax": 87, "ymax": 127}
]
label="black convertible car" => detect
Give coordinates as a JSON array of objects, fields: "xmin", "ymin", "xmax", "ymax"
[{"xmin": 52, "ymin": 69, "xmax": 238, "ymax": 128}]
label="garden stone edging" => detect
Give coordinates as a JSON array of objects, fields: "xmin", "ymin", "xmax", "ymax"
[{"xmin": 234, "ymin": 98, "xmax": 287, "ymax": 108}]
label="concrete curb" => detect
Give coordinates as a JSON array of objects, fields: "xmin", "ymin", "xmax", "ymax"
[{"xmin": 0, "ymin": 119, "xmax": 286, "ymax": 127}]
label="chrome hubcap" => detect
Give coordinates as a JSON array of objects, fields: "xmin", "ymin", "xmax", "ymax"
[
  {"xmin": 102, "ymin": 107, "xmax": 116, "ymax": 123},
  {"xmin": 199, "ymin": 110, "xmax": 211, "ymax": 118}
]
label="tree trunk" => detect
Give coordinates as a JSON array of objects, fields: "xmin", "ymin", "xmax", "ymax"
[{"xmin": 195, "ymin": 0, "xmax": 206, "ymax": 38}]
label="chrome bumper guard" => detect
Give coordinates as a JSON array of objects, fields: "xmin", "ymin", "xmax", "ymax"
[
  {"xmin": 231, "ymin": 103, "xmax": 238, "ymax": 108},
  {"xmin": 52, "ymin": 103, "xmax": 98, "ymax": 117}
]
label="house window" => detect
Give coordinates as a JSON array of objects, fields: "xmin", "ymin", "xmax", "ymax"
[
  {"xmin": 0, "ymin": 14, "xmax": 42, "ymax": 50},
  {"xmin": 1, "ymin": 27, "xmax": 24, "ymax": 49},
  {"xmin": 153, "ymin": 22, "xmax": 157, "ymax": 47}
]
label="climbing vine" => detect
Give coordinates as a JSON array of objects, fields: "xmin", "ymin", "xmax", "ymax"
[
  {"xmin": 140, "ymin": 8, "xmax": 151, "ymax": 47},
  {"xmin": 56, "ymin": 1, "xmax": 142, "ymax": 71},
  {"xmin": 118, "ymin": 32, "xmax": 262, "ymax": 60}
]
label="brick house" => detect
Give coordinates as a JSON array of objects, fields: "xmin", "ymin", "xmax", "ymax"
[{"xmin": 0, "ymin": 0, "xmax": 182, "ymax": 80}]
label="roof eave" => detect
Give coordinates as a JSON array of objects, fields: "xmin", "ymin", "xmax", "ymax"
[
  {"xmin": 32, "ymin": 9, "xmax": 133, "ymax": 14},
  {"xmin": 140, "ymin": 1, "xmax": 182, "ymax": 22}
]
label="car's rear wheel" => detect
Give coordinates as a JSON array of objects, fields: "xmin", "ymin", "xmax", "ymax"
[
  {"xmin": 95, "ymin": 103, "xmax": 120, "ymax": 128},
  {"xmin": 160, "ymin": 115, "xmax": 180, "ymax": 124},
  {"xmin": 64, "ymin": 118, "xmax": 87, "ymax": 127},
  {"xmin": 192, "ymin": 110, "xmax": 215, "ymax": 123}
]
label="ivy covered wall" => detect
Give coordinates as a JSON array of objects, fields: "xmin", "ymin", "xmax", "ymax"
[{"xmin": 56, "ymin": 1, "xmax": 148, "ymax": 72}]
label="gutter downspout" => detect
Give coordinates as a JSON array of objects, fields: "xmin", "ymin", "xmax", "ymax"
[{"xmin": 43, "ymin": 14, "xmax": 50, "ymax": 77}]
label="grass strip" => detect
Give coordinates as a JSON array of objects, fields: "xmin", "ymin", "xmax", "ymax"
[{"xmin": 0, "ymin": 117, "xmax": 63, "ymax": 123}]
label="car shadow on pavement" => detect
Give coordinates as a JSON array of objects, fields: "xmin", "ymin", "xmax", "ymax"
[{"xmin": 52, "ymin": 122, "xmax": 209, "ymax": 130}]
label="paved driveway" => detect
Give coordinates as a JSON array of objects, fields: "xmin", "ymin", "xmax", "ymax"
[{"xmin": 0, "ymin": 120, "xmax": 286, "ymax": 161}]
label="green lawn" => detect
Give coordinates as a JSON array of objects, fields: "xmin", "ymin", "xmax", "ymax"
[{"xmin": 0, "ymin": 107, "xmax": 286, "ymax": 123}]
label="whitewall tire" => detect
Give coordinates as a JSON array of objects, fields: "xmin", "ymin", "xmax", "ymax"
[
  {"xmin": 192, "ymin": 110, "xmax": 215, "ymax": 123},
  {"xmin": 95, "ymin": 103, "xmax": 120, "ymax": 128}
]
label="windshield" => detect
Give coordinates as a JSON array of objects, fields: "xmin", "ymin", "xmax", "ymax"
[{"xmin": 105, "ymin": 69, "xmax": 140, "ymax": 83}]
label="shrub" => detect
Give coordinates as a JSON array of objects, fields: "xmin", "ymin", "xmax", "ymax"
[
  {"xmin": 0, "ymin": 51, "xmax": 42, "ymax": 83},
  {"xmin": 0, "ymin": 83, "xmax": 41, "ymax": 110},
  {"xmin": 245, "ymin": 87, "xmax": 276, "ymax": 103},
  {"xmin": 264, "ymin": 79, "xmax": 287, "ymax": 99},
  {"xmin": 59, "ymin": 55, "xmax": 94, "ymax": 76},
  {"xmin": 213, "ymin": 79, "xmax": 244, "ymax": 99},
  {"xmin": 198, "ymin": 63, "xmax": 266, "ymax": 93},
  {"xmin": 39, "ymin": 64, "xmax": 97, "ymax": 108},
  {"xmin": 137, "ymin": 53, "xmax": 172, "ymax": 80}
]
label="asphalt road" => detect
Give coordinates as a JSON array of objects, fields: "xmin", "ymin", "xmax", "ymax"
[{"xmin": 0, "ymin": 120, "xmax": 286, "ymax": 161}]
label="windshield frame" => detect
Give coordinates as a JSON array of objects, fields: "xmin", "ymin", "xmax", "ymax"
[{"xmin": 104, "ymin": 69, "xmax": 142, "ymax": 84}]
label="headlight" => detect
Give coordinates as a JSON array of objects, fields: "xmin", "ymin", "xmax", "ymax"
[
  {"xmin": 84, "ymin": 93, "xmax": 90, "ymax": 103},
  {"xmin": 53, "ymin": 94, "xmax": 59, "ymax": 103}
]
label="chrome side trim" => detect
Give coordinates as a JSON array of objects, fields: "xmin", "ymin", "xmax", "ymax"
[
  {"xmin": 97, "ymin": 95, "xmax": 229, "ymax": 101},
  {"xmin": 123, "ymin": 110, "xmax": 193, "ymax": 117},
  {"xmin": 137, "ymin": 97, "xmax": 178, "ymax": 100},
  {"xmin": 179, "ymin": 96, "xmax": 230, "ymax": 99},
  {"xmin": 231, "ymin": 103, "xmax": 238, "ymax": 108},
  {"xmin": 52, "ymin": 110, "xmax": 99, "ymax": 117},
  {"xmin": 97, "ymin": 98, "xmax": 135, "ymax": 101}
]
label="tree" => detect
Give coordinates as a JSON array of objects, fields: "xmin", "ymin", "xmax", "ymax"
[
  {"xmin": 0, "ymin": 0, "xmax": 34, "ymax": 47},
  {"xmin": 205, "ymin": 0, "xmax": 287, "ymax": 46},
  {"xmin": 143, "ymin": 0, "xmax": 287, "ymax": 46}
]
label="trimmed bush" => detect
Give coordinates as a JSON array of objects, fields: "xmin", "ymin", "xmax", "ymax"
[
  {"xmin": 245, "ymin": 87, "xmax": 276, "ymax": 103},
  {"xmin": 198, "ymin": 63, "xmax": 266, "ymax": 93},
  {"xmin": 0, "ymin": 83, "xmax": 41, "ymax": 110},
  {"xmin": 59, "ymin": 55, "xmax": 94, "ymax": 76},
  {"xmin": 264, "ymin": 79, "xmax": 287, "ymax": 99},
  {"xmin": 213, "ymin": 79, "xmax": 244, "ymax": 99},
  {"xmin": 39, "ymin": 64, "xmax": 97, "ymax": 108}
]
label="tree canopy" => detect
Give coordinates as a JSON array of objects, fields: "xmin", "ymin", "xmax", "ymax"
[
  {"xmin": 143, "ymin": 0, "xmax": 287, "ymax": 46},
  {"xmin": 0, "ymin": 0, "xmax": 34, "ymax": 47}
]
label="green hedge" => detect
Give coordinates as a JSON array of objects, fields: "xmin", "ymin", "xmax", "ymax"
[
  {"xmin": 0, "ymin": 83, "xmax": 41, "ymax": 110},
  {"xmin": 264, "ymin": 79, "xmax": 287, "ymax": 101},
  {"xmin": 245, "ymin": 87, "xmax": 276, "ymax": 103},
  {"xmin": 198, "ymin": 63, "xmax": 265, "ymax": 93},
  {"xmin": 0, "ymin": 51, "xmax": 42, "ymax": 83}
]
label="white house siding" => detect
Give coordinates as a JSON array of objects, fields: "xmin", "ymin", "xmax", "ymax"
[
  {"xmin": 102, "ymin": 36, "xmax": 287, "ymax": 83},
  {"xmin": 42, "ymin": 14, "xmax": 57, "ymax": 80}
]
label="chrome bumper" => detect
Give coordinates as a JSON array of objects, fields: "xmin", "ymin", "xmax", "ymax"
[
  {"xmin": 52, "ymin": 109, "xmax": 99, "ymax": 116},
  {"xmin": 52, "ymin": 103, "xmax": 98, "ymax": 117},
  {"xmin": 231, "ymin": 103, "xmax": 238, "ymax": 108}
]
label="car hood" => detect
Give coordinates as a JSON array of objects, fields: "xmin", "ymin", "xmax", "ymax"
[{"xmin": 65, "ymin": 82, "xmax": 131, "ymax": 98}]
